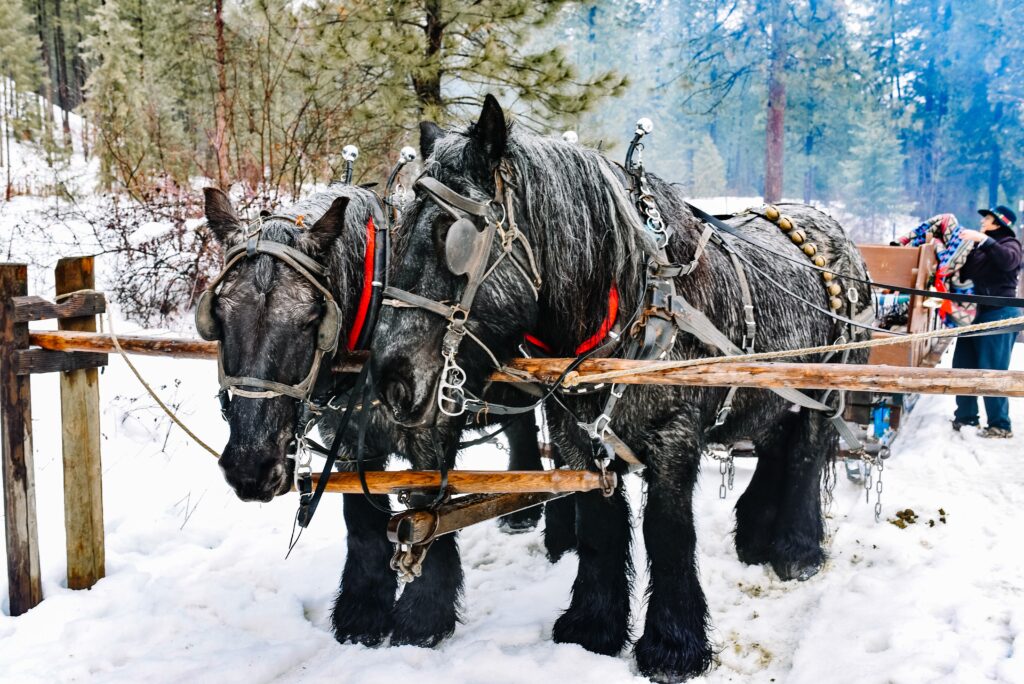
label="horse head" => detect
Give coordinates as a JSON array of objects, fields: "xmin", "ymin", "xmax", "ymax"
[
  {"xmin": 373, "ymin": 97, "xmax": 542, "ymax": 426},
  {"xmin": 200, "ymin": 187, "xmax": 359, "ymax": 502}
]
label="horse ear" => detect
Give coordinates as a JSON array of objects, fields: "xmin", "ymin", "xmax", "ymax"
[
  {"xmin": 302, "ymin": 196, "xmax": 350, "ymax": 253},
  {"xmin": 420, "ymin": 121, "xmax": 444, "ymax": 159},
  {"xmin": 471, "ymin": 94, "xmax": 507, "ymax": 168},
  {"xmin": 204, "ymin": 187, "xmax": 241, "ymax": 245}
]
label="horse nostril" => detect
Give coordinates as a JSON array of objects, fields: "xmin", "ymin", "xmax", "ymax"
[{"xmin": 382, "ymin": 375, "xmax": 412, "ymax": 413}]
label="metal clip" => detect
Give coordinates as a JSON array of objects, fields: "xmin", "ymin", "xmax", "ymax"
[{"xmin": 390, "ymin": 541, "xmax": 432, "ymax": 584}]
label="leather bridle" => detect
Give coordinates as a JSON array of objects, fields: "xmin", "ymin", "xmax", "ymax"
[
  {"xmin": 382, "ymin": 169, "xmax": 542, "ymax": 417},
  {"xmin": 196, "ymin": 218, "xmax": 343, "ymax": 413}
]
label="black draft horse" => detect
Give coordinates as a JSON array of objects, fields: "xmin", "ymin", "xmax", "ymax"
[
  {"xmin": 199, "ymin": 182, "xmax": 569, "ymax": 648},
  {"xmin": 373, "ymin": 96, "xmax": 871, "ymax": 681}
]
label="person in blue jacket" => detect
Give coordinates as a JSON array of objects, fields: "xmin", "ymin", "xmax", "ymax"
[{"xmin": 952, "ymin": 205, "xmax": 1022, "ymax": 437}]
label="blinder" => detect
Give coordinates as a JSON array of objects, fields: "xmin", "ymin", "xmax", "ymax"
[
  {"xmin": 445, "ymin": 217, "xmax": 487, "ymax": 276},
  {"xmin": 195, "ymin": 289, "xmax": 219, "ymax": 341},
  {"xmin": 318, "ymin": 300, "xmax": 342, "ymax": 352}
]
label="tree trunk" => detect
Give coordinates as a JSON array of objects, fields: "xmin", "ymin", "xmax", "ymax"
[
  {"xmin": 53, "ymin": 0, "xmax": 72, "ymax": 143},
  {"xmin": 803, "ymin": 132, "xmax": 814, "ymax": 204},
  {"xmin": 412, "ymin": 0, "xmax": 444, "ymax": 118},
  {"xmin": 763, "ymin": 0, "xmax": 786, "ymax": 203},
  {"xmin": 212, "ymin": 0, "xmax": 231, "ymax": 189},
  {"xmin": 988, "ymin": 103, "xmax": 1003, "ymax": 208}
]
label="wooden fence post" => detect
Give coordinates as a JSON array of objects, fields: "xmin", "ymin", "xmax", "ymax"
[
  {"xmin": 0, "ymin": 263, "xmax": 42, "ymax": 615},
  {"xmin": 55, "ymin": 257, "xmax": 105, "ymax": 590}
]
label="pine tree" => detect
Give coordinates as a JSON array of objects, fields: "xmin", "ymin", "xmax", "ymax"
[
  {"xmin": 0, "ymin": 0, "xmax": 44, "ymax": 199},
  {"xmin": 840, "ymin": 104, "xmax": 906, "ymax": 237},
  {"xmin": 690, "ymin": 132, "xmax": 726, "ymax": 197},
  {"xmin": 311, "ymin": 0, "xmax": 627, "ymax": 133}
]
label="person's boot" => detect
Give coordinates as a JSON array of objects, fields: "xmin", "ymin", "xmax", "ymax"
[
  {"xmin": 951, "ymin": 417, "xmax": 979, "ymax": 431},
  {"xmin": 979, "ymin": 426, "xmax": 1013, "ymax": 439}
]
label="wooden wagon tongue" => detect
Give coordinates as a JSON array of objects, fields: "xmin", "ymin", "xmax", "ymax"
[{"xmin": 309, "ymin": 469, "xmax": 617, "ymax": 583}]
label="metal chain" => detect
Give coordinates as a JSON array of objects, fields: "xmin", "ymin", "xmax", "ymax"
[
  {"xmin": 718, "ymin": 458, "xmax": 728, "ymax": 499},
  {"xmin": 706, "ymin": 445, "xmax": 734, "ymax": 500},
  {"xmin": 864, "ymin": 458, "xmax": 872, "ymax": 503},
  {"xmin": 874, "ymin": 458, "xmax": 884, "ymax": 522}
]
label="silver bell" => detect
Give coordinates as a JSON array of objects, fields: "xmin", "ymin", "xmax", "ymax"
[
  {"xmin": 399, "ymin": 146, "xmax": 417, "ymax": 163},
  {"xmin": 636, "ymin": 117, "xmax": 654, "ymax": 136},
  {"xmin": 342, "ymin": 145, "xmax": 359, "ymax": 162},
  {"xmin": 562, "ymin": 130, "xmax": 579, "ymax": 144}
]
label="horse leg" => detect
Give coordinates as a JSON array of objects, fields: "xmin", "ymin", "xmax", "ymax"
[
  {"xmin": 769, "ymin": 409, "xmax": 835, "ymax": 581},
  {"xmin": 542, "ymin": 441, "xmax": 578, "ymax": 562},
  {"xmin": 634, "ymin": 435, "xmax": 714, "ymax": 682},
  {"xmin": 332, "ymin": 487, "xmax": 397, "ymax": 646},
  {"xmin": 733, "ymin": 413, "xmax": 796, "ymax": 565},
  {"xmin": 498, "ymin": 414, "xmax": 544, "ymax": 532},
  {"xmin": 389, "ymin": 436, "xmax": 464, "ymax": 647},
  {"xmin": 551, "ymin": 466, "xmax": 631, "ymax": 656},
  {"xmin": 389, "ymin": 531, "xmax": 463, "ymax": 647}
]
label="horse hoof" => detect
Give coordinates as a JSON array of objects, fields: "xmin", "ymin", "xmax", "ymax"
[
  {"xmin": 552, "ymin": 607, "xmax": 627, "ymax": 656},
  {"xmin": 634, "ymin": 631, "xmax": 714, "ymax": 682},
  {"xmin": 390, "ymin": 623, "xmax": 454, "ymax": 648},
  {"xmin": 331, "ymin": 610, "xmax": 393, "ymax": 647},
  {"xmin": 772, "ymin": 557, "xmax": 823, "ymax": 582},
  {"xmin": 498, "ymin": 508, "xmax": 541, "ymax": 534}
]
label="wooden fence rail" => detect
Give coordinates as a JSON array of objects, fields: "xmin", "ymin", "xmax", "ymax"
[{"xmin": 27, "ymin": 329, "xmax": 1024, "ymax": 398}]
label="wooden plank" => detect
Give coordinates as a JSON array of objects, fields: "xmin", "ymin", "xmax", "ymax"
[
  {"xmin": 312, "ymin": 470, "xmax": 607, "ymax": 495},
  {"xmin": 29, "ymin": 330, "xmax": 217, "ymax": 359},
  {"xmin": 0, "ymin": 263, "xmax": 43, "ymax": 615},
  {"xmin": 857, "ymin": 244, "xmax": 923, "ymax": 288},
  {"xmin": 26, "ymin": 329, "xmax": 1024, "ymax": 398},
  {"xmin": 15, "ymin": 349, "xmax": 108, "ymax": 375},
  {"xmin": 55, "ymin": 257, "xmax": 105, "ymax": 591},
  {"xmin": 13, "ymin": 292, "xmax": 106, "ymax": 323},
  {"xmin": 867, "ymin": 332, "xmax": 912, "ymax": 367},
  {"xmin": 495, "ymin": 358, "xmax": 1024, "ymax": 397}
]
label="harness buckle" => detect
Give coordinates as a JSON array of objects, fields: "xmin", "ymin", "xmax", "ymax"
[
  {"xmin": 447, "ymin": 305, "xmax": 469, "ymax": 326},
  {"xmin": 582, "ymin": 413, "xmax": 614, "ymax": 443}
]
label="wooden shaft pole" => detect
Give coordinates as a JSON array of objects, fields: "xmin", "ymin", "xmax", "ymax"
[
  {"xmin": 387, "ymin": 491, "xmax": 568, "ymax": 546},
  {"xmin": 311, "ymin": 470, "xmax": 609, "ymax": 495},
  {"xmin": 26, "ymin": 330, "xmax": 1024, "ymax": 398},
  {"xmin": 0, "ymin": 263, "xmax": 42, "ymax": 615},
  {"xmin": 55, "ymin": 257, "xmax": 105, "ymax": 590},
  {"xmin": 493, "ymin": 359, "xmax": 1024, "ymax": 398}
]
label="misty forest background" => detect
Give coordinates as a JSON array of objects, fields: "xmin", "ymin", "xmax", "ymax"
[{"xmin": 2, "ymin": 0, "xmax": 1023, "ymax": 322}]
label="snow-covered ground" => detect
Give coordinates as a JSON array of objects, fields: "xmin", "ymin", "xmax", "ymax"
[{"xmin": 1, "ymin": 324, "xmax": 1023, "ymax": 683}]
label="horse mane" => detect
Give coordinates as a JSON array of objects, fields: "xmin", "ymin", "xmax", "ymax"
[
  {"xmin": 248, "ymin": 183, "xmax": 385, "ymax": 319},
  {"xmin": 427, "ymin": 124, "xmax": 665, "ymax": 341}
]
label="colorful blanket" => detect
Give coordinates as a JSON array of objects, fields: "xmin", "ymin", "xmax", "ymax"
[{"xmin": 895, "ymin": 213, "xmax": 975, "ymax": 326}]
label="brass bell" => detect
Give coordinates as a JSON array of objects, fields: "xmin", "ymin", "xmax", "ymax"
[
  {"xmin": 777, "ymin": 216, "xmax": 793, "ymax": 231},
  {"xmin": 829, "ymin": 296, "xmax": 843, "ymax": 310},
  {"xmin": 790, "ymin": 230, "xmax": 805, "ymax": 245},
  {"xmin": 822, "ymin": 271, "xmax": 834, "ymax": 282},
  {"xmin": 827, "ymin": 283, "xmax": 842, "ymax": 297},
  {"xmin": 812, "ymin": 256, "xmax": 826, "ymax": 267},
  {"xmin": 764, "ymin": 205, "xmax": 780, "ymax": 221},
  {"xmin": 802, "ymin": 243, "xmax": 817, "ymax": 257}
]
